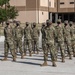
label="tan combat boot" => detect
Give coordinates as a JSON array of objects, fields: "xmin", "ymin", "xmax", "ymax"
[
  {"xmin": 29, "ymin": 52, "xmax": 32, "ymax": 56},
  {"xmin": 69, "ymin": 55, "xmax": 72, "ymax": 60},
  {"xmin": 73, "ymin": 53, "xmax": 75, "ymax": 57},
  {"xmin": 62, "ymin": 57, "xmax": 65, "ymax": 63},
  {"xmin": 41, "ymin": 61, "xmax": 48, "ymax": 66},
  {"xmin": 2, "ymin": 57, "xmax": 8, "ymax": 61},
  {"xmin": 21, "ymin": 54, "xmax": 24, "ymax": 59},
  {"xmin": 52, "ymin": 61, "xmax": 57, "ymax": 67},
  {"xmin": 13, "ymin": 57, "xmax": 16, "ymax": 62}
]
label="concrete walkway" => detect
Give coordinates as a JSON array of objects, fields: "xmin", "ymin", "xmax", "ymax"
[{"xmin": 0, "ymin": 42, "xmax": 75, "ymax": 75}]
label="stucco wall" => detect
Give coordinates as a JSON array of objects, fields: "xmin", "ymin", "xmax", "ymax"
[
  {"xmin": 39, "ymin": 11, "xmax": 48, "ymax": 23},
  {"xmin": 40, "ymin": 0, "xmax": 48, "ymax": 7},
  {"xmin": 60, "ymin": 0, "xmax": 74, "ymax": 8},
  {"xmin": 49, "ymin": 0, "xmax": 55, "ymax": 8},
  {"xmin": 10, "ymin": 0, "xmax": 26, "ymax": 6},
  {"xmin": 15, "ymin": 11, "xmax": 26, "ymax": 23}
]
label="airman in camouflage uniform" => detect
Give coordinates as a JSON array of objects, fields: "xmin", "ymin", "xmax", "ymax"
[
  {"xmin": 69, "ymin": 21, "xmax": 75, "ymax": 57},
  {"xmin": 2, "ymin": 22, "xmax": 16, "ymax": 61},
  {"xmin": 24, "ymin": 22, "xmax": 32, "ymax": 56},
  {"xmin": 41, "ymin": 23, "xmax": 46, "ymax": 50},
  {"xmin": 55, "ymin": 19, "xmax": 65, "ymax": 62},
  {"xmin": 41, "ymin": 20, "xmax": 56, "ymax": 67},
  {"xmin": 41, "ymin": 23, "xmax": 47, "ymax": 65},
  {"xmin": 14, "ymin": 22, "xmax": 24, "ymax": 59},
  {"xmin": 63, "ymin": 21, "xmax": 72, "ymax": 59},
  {"xmin": 32, "ymin": 23, "xmax": 39, "ymax": 54}
]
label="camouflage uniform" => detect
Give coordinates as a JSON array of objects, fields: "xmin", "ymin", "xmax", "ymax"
[
  {"xmin": 69, "ymin": 22, "xmax": 75, "ymax": 57},
  {"xmin": 41, "ymin": 20, "xmax": 56, "ymax": 67},
  {"xmin": 14, "ymin": 22, "xmax": 24, "ymax": 59},
  {"xmin": 55, "ymin": 19, "xmax": 65, "ymax": 62},
  {"xmin": 2, "ymin": 22, "xmax": 16, "ymax": 61},
  {"xmin": 24, "ymin": 22, "xmax": 32, "ymax": 56},
  {"xmin": 63, "ymin": 21, "xmax": 72, "ymax": 59},
  {"xmin": 32, "ymin": 23, "xmax": 39, "ymax": 54},
  {"xmin": 41, "ymin": 23, "xmax": 47, "ymax": 62}
]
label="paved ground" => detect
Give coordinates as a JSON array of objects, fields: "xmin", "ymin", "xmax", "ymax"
[{"xmin": 0, "ymin": 42, "xmax": 75, "ymax": 75}]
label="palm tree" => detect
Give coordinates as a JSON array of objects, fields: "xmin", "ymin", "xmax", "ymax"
[{"xmin": 0, "ymin": 0, "xmax": 10, "ymax": 7}]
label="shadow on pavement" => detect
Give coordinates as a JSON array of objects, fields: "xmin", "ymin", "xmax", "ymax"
[
  {"xmin": 0, "ymin": 55, "xmax": 12, "ymax": 58},
  {"xmin": 16, "ymin": 61, "xmax": 52, "ymax": 67},
  {"xmin": 16, "ymin": 61, "xmax": 41, "ymax": 66},
  {"xmin": 25, "ymin": 57, "xmax": 51, "ymax": 61}
]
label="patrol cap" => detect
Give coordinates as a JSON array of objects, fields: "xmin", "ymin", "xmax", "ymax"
[
  {"xmin": 46, "ymin": 19, "xmax": 52, "ymax": 24},
  {"xmin": 57, "ymin": 19, "xmax": 61, "ymax": 23},
  {"xmin": 64, "ymin": 20, "xmax": 68, "ymax": 24},
  {"xmin": 42, "ymin": 23, "xmax": 46, "ymax": 26},
  {"xmin": 16, "ymin": 21, "xmax": 20, "ymax": 25},
  {"xmin": 6, "ymin": 21, "xmax": 10, "ymax": 25},
  {"xmin": 69, "ymin": 21, "xmax": 73, "ymax": 25},
  {"xmin": 26, "ymin": 22, "xmax": 30, "ymax": 27},
  {"xmin": 26, "ymin": 22, "xmax": 29, "ymax": 25},
  {"xmin": 33, "ymin": 22, "xmax": 36, "ymax": 26}
]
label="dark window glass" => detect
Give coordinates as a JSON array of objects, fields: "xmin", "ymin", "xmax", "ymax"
[
  {"xmin": 70, "ymin": 2, "xmax": 74, "ymax": 4},
  {"xmin": 60, "ymin": 2, "xmax": 64, "ymax": 4}
]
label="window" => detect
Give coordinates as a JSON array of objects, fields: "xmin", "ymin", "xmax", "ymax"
[
  {"xmin": 49, "ymin": 2, "xmax": 51, "ymax": 7},
  {"xmin": 70, "ymin": 2, "xmax": 74, "ymax": 4},
  {"xmin": 60, "ymin": 2, "xmax": 64, "ymax": 4},
  {"xmin": 42, "ymin": 12, "xmax": 44, "ymax": 15},
  {"xmin": 54, "ymin": 2, "xmax": 56, "ymax": 7}
]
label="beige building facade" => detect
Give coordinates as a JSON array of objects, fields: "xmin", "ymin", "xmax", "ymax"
[
  {"xmin": 10, "ymin": 0, "xmax": 75, "ymax": 23},
  {"xmin": 52, "ymin": 0, "xmax": 75, "ymax": 22}
]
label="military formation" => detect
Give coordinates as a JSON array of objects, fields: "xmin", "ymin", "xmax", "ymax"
[{"xmin": 1, "ymin": 19, "xmax": 75, "ymax": 67}]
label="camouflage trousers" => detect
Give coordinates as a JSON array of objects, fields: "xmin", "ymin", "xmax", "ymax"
[
  {"xmin": 32, "ymin": 38, "xmax": 39, "ymax": 53},
  {"xmin": 56, "ymin": 41, "xmax": 65, "ymax": 58},
  {"xmin": 42, "ymin": 39, "xmax": 46, "ymax": 49},
  {"xmin": 42, "ymin": 39, "xmax": 48, "ymax": 61},
  {"xmin": 4, "ymin": 40, "xmax": 16, "ymax": 58},
  {"xmin": 44, "ymin": 40, "xmax": 56, "ymax": 62},
  {"xmin": 64, "ymin": 39, "xmax": 72, "ymax": 56},
  {"xmin": 24, "ymin": 39, "xmax": 32, "ymax": 53},
  {"xmin": 15, "ymin": 38, "xmax": 23, "ymax": 55},
  {"xmin": 71, "ymin": 40, "xmax": 75, "ymax": 53}
]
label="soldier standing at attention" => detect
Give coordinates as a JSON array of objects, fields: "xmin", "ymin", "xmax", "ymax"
[
  {"xmin": 2, "ymin": 22, "xmax": 16, "ymax": 61},
  {"xmin": 41, "ymin": 23, "xmax": 46, "ymax": 52},
  {"xmin": 14, "ymin": 22, "xmax": 24, "ymax": 59},
  {"xmin": 41, "ymin": 23, "xmax": 48, "ymax": 66},
  {"xmin": 41, "ymin": 20, "xmax": 57, "ymax": 67},
  {"xmin": 69, "ymin": 21, "xmax": 75, "ymax": 57},
  {"xmin": 55, "ymin": 19, "xmax": 65, "ymax": 62},
  {"xmin": 32, "ymin": 23, "xmax": 40, "ymax": 54},
  {"xmin": 63, "ymin": 21, "xmax": 72, "ymax": 59},
  {"xmin": 24, "ymin": 22, "xmax": 32, "ymax": 56}
]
